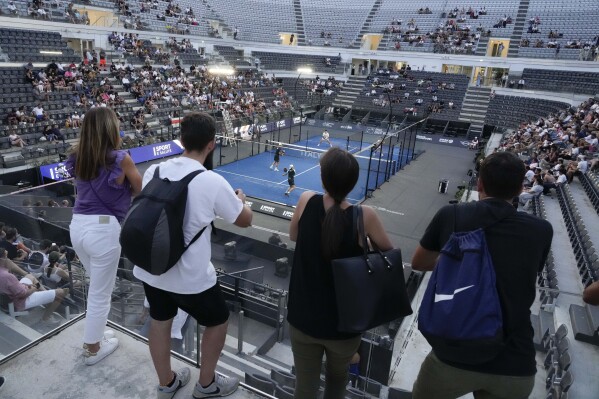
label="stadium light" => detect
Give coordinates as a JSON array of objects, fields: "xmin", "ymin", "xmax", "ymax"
[
  {"xmin": 297, "ymin": 67, "xmax": 312, "ymax": 74},
  {"xmin": 208, "ymin": 67, "xmax": 234, "ymax": 75},
  {"xmin": 40, "ymin": 50, "xmax": 63, "ymax": 55}
]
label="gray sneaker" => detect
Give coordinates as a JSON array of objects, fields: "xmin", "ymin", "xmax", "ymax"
[
  {"xmin": 193, "ymin": 374, "xmax": 239, "ymax": 398},
  {"xmin": 157, "ymin": 368, "xmax": 191, "ymax": 399}
]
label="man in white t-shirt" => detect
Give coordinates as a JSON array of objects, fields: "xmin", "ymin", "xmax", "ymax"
[
  {"xmin": 32, "ymin": 103, "xmax": 46, "ymax": 120},
  {"xmin": 133, "ymin": 112, "xmax": 252, "ymax": 399},
  {"xmin": 318, "ymin": 129, "xmax": 331, "ymax": 147}
]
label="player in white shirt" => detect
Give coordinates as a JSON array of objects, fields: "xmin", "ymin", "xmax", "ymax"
[{"xmin": 318, "ymin": 129, "xmax": 331, "ymax": 147}]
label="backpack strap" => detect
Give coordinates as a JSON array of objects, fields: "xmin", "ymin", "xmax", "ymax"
[{"xmin": 178, "ymin": 168, "xmax": 209, "ymax": 250}]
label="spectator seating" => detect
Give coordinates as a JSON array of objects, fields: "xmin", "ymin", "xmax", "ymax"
[
  {"xmin": 352, "ymin": 71, "xmax": 469, "ymax": 121},
  {"xmin": 570, "ymin": 298, "xmax": 599, "ymax": 346},
  {"xmin": 301, "ymin": 0, "xmax": 371, "ymax": 47},
  {"xmin": 252, "ymin": 51, "xmax": 340, "ymax": 73},
  {"xmin": 369, "ymin": 0, "xmax": 520, "ymax": 52},
  {"xmin": 214, "ymin": 46, "xmax": 248, "ymax": 68},
  {"xmin": 205, "ymin": 0, "xmax": 295, "ymax": 44},
  {"xmin": 124, "ymin": 0, "xmax": 212, "ymax": 36},
  {"xmin": 518, "ymin": 0, "xmax": 598, "ymax": 61},
  {"xmin": 520, "ymin": 69, "xmax": 599, "ymax": 95},
  {"xmin": 543, "ymin": 326, "xmax": 574, "ymax": 398},
  {"xmin": 556, "ymin": 184, "xmax": 598, "ymax": 288},
  {"xmin": 578, "ymin": 171, "xmax": 599, "ymax": 215},
  {"xmin": 244, "ymin": 373, "xmax": 276, "ymax": 396},
  {"xmin": 485, "ymin": 95, "xmax": 569, "ymax": 129},
  {"xmin": 0, "ymin": 28, "xmax": 78, "ymax": 63}
]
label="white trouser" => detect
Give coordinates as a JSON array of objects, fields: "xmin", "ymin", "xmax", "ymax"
[{"xmin": 70, "ymin": 214, "xmax": 121, "ymax": 344}]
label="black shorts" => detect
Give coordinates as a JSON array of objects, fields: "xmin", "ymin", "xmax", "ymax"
[
  {"xmin": 274, "ymin": 155, "xmax": 280, "ymax": 162},
  {"xmin": 142, "ymin": 282, "xmax": 229, "ymax": 326},
  {"xmin": 288, "ymin": 178, "xmax": 295, "ymax": 186}
]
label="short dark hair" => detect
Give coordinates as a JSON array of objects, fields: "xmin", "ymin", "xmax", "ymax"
[
  {"xmin": 479, "ymin": 152, "xmax": 525, "ymax": 200},
  {"xmin": 180, "ymin": 112, "xmax": 216, "ymax": 153},
  {"xmin": 4, "ymin": 227, "xmax": 17, "ymax": 241},
  {"xmin": 40, "ymin": 239, "xmax": 52, "ymax": 250}
]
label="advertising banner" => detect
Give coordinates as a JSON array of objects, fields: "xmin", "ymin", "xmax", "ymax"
[
  {"xmin": 39, "ymin": 162, "xmax": 72, "ymax": 181},
  {"xmin": 128, "ymin": 140, "xmax": 185, "ymax": 163}
]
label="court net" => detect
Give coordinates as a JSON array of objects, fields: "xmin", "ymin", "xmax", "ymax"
[{"xmin": 265, "ymin": 140, "xmax": 398, "ymax": 176}]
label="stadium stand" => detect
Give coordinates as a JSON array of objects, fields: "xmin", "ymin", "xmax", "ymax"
[
  {"xmin": 352, "ymin": 69, "xmax": 469, "ymax": 121},
  {"xmin": 204, "ymin": 0, "xmax": 295, "ymax": 44},
  {"xmin": 520, "ymin": 69, "xmax": 599, "ymax": 95},
  {"xmin": 485, "ymin": 95, "xmax": 570, "ymax": 129},
  {"xmin": 0, "ymin": 28, "xmax": 78, "ymax": 63},
  {"xmin": 517, "ymin": 0, "xmax": 598, "ymax": 60},
  {"xmin": 251, "ymin": 51, "xmax": 340, "ymax": 73}
]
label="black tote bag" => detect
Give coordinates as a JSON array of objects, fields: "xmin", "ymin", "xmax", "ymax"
[{"xmin": 331, "ymin": 206, "xmax": 413, "ymax": 334}]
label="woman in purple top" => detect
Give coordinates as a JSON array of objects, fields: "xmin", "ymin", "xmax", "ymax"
[{"xmin": 67, "ymin": 107, "xmax": 142, "ymax": 365}]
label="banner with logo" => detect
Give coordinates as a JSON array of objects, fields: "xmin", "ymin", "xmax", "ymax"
[
  {"xmin": 39, "ymin": 140, "xmax": 186, "ymax": 182},
  {"xmin": 244, "ymin": 197, "xmax": 295, "ymax": 220},
  {"xmin": 39, "ymin": 162, "xmax": 72, "ymax": 181},
  {"xmin": 414, "ymin": 134, "xmax": 470, "ymax": 148},
  {"xmin": 128, "ymin": 140, "xmax": 185, "ymax": 163}
]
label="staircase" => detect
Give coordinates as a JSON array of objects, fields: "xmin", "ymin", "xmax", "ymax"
[
  {"xmin": 292, "ymin": 0, "xmax": 306, "ymax": 46},
  {"xmin": 458, "ymin": 86, "xmax": 491, "ymax": 138},
  {"xmin": 507, "ymin": 0, "xmax": 531, "ymax": 57},
  {"xmin": 349, "ymin": 0, "xmax": 383, "ymax": 48},
  {"xmin": 200, "ymin": 0, "xmax": 233, "ymax": 38},
  {"xmin": 377, "ymin": 31, "xmax": 392, "ymax": 50},
  {"xmin": 332, "ymin": 76, "xmax": 368, "ymax": 108},
  {"xmin": 475, "ymin": 35, "xmax": 490, "ymax": 56}
]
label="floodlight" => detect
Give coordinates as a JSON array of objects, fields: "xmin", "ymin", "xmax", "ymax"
[{"xmin": 208, "ymin": 67, "xmax": 235, "ymax": 75}]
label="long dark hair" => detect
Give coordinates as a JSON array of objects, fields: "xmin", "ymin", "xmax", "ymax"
[
  {"xmin": 71, "ymin": 107, "xmax": 120, "ymax": 181},
  {"xmin": 320, "ymin": 147, "xmax": 359, "ymax": 260},
  {"xmin": 46, "ymin": 259, "xmax": 56, "ymax": 278}
]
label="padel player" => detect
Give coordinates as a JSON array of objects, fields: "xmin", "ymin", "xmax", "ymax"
[
  {"xmin": 283, "ymin": 165, "xmax": 296, "ymax": 196},
  {"xmin": 318, "ymin": 129, "xmax": 332, "ymax": 147},
  {"xmin": 270, "ymin": 146, "xmax": 284, "ymax": 171}
]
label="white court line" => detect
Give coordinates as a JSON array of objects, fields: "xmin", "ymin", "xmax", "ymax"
[
  {"xmin": 277, "ymin": 164, "xmax": 320, "ymax": 185},
  {"xmin": 370, "ymin": 205, "xmax": 405, "ymax": 216},
  {"xmin": 215, "ymin": 169, "xmax": 361, "ymax": 203},
  {"xmin": 216, "ymin": 169, "xmax": 285, "ymax": 186}
]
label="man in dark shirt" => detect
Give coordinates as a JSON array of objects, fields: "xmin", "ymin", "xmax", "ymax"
[
  {"xmin": 411, "ymin": 152, "xmax": 553, "ymax": 399},
  {"xmin": 0, "ymin": 227, "xmax": 27, "ymax": 261}
]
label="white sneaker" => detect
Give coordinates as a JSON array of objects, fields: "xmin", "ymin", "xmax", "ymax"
[
  {"xmin": 269, "ymin": 165, "xmax": 273, "ymax": 169},
  {"xmin": 193, "ymin": 374, "xmax": 239, "ymax": 398},
  {"xmin": 274, "ymin": 168, "xmax": 279, "ymax": 171},
  {"xmin": 104, "ymin": 330, "xmax": 115, "ymax": 339},
  {"xmin": 84, "ymin": 337, "xmax": 119, "ymax": 366}
]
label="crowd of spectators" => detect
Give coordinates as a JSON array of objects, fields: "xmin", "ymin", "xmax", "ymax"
[
  {"xmin": 496, "ymin": 98, "xmax": 599, "ymax": 205},
  {"xmin": 302, "ymin": 76, "xmax": 342, "ymax": 97},
  {"xmin": 520, "ymin": 35, "xmax": 598, "ymax": 61},
  {"xmin": 386, "ymin": 11, "xmax": 497, "ymax": 55},
  {"xmin": 364, "ymin": 65, "xmax": 458, "ymax": 117}
]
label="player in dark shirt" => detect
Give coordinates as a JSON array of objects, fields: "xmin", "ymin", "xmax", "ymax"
[
  {"xmin": 269, "ymin": 146, "xmax": 284, "ymax": 171},
  {"xmin": 283, "ymin": 165, "xmax": 296, "ymax": 196}
]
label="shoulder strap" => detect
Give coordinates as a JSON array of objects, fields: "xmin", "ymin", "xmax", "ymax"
[{"xmin": 180, "ymin": 168, "xmax": 208, "ymax": 250}]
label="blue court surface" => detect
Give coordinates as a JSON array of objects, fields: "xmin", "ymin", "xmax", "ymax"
[{"xmin": 214, "ymin": 136, "xmax": 413, "ymax": 206}]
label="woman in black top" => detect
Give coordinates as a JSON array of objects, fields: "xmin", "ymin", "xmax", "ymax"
[{"xmin": 287, "ymin": 147, "xmax": 393, "ymax": 398}]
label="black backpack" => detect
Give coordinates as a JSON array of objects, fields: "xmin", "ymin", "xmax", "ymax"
[{"xmin": 120, "ymin": 167, "xmax": 208, "ymax": 276}]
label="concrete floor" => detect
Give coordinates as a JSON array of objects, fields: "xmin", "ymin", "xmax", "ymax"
[{"xmin": 0, "ymin": 318, "xmax": 266, "ymax": 399}]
